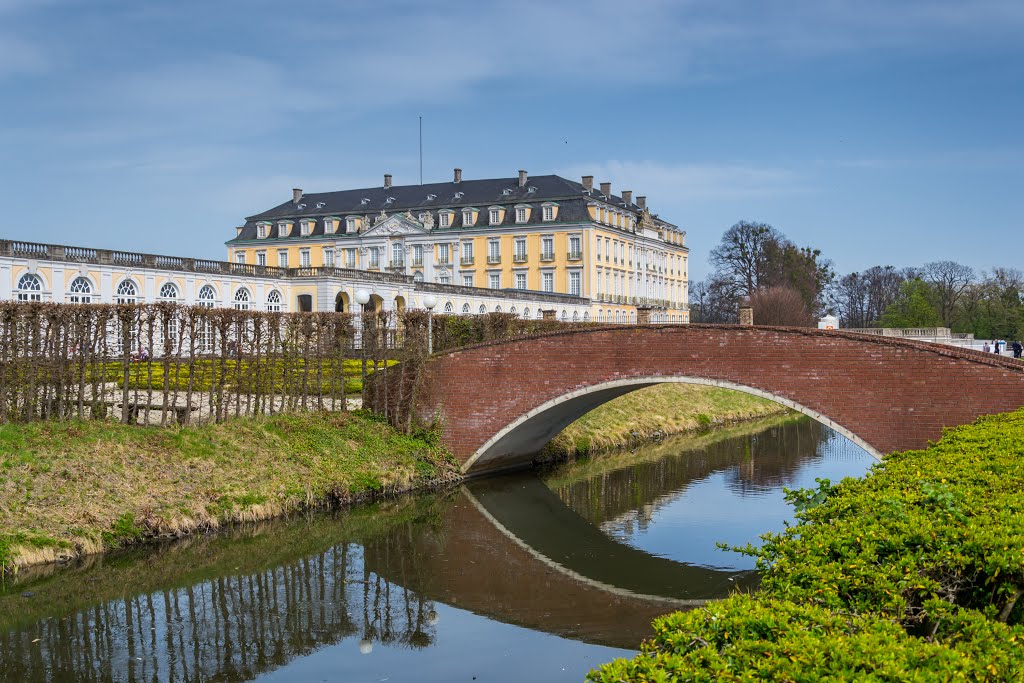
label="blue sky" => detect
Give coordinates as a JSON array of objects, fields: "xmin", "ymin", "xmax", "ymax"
[{"xmin": 2, "ymin": 0, "xmax": 1022, "ymax": 280}]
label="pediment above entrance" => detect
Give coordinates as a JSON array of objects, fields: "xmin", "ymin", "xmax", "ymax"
[{"xmin": 361, "ymin": 212, "xmax": 429, "ymax": 238}]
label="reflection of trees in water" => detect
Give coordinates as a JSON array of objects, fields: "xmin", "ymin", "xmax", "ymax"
[
  {"xmin": 0, "ymin": 544, "xmax": 435, "ymax": 682},
  {"xmin": 552, "ymin": 419, "xmax": 840, "ymax": 535}
]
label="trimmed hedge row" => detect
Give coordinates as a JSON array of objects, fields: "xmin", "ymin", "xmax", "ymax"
[{"xmin": 590, "ymin": 408, "xmax": 1024, "ymax": 681}]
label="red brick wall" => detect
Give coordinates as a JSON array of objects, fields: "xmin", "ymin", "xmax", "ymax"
[{"xmin": 382, "ymin": 325, "xmax": 1024, "ymax": 472}]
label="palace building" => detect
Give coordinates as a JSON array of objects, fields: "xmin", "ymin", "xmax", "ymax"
[{"xmin": 226, "ymin": 170, "xmax": 689, "ymax": 323}]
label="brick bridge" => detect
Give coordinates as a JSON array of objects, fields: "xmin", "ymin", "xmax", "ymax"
[{"xmin": 372, "ymin": 325, "xmax": 1024, "ymax": 475}]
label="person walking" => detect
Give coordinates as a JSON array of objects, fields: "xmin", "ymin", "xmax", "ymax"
[
  {"xmin": 983, "ymin": 341, "xmax": 991, "ymax": 353},
  {"xmin": 1013, "ymin": 340, "xmax": 1023, "ymax": 359}
]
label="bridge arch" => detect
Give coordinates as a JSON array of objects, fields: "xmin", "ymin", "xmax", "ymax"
[
  {"xmin": 463, "ymin": 376, "xmax": 881, "ymax": 473},
  {"xmin": 373, "ymin": 325, "xmax": 1024, "ymax": 474}
]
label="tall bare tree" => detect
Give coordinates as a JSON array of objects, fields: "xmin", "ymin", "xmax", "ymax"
[
  {"xmin": 708, "ymin": 221, "xmax": 782, "ymax": 298},
  {"xmin": 922, "ymin": 260, "xmax": 975, "ymax": 326}
]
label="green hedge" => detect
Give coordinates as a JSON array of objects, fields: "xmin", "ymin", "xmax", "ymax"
[{"xmin": 590, "ymin": 409, "xmax": 1024, "ymax": 681}]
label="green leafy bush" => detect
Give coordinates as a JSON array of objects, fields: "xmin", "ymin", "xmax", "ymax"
[{"xmin": 591, "ymin": 409, "xmax": 1024, "ymax": 680}]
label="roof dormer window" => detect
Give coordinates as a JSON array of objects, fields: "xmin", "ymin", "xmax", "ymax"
[
  {"xmin": 463, "ymin": 208, "xmax": 476, "ymax": 227},
  {"xmin": 514, "ymin": 205, "xmax": 530, "ymax": 224},
  {"xmin": 346, "ymin": 216, "xmax": 358, "ymax": 233},
  {"xmin": 256, "ymin": 222, "xmax": 270, "ymax": 239},
  {"xmin": 361, "ymin": 198, "xmax": 370, "ymax": 205},
  {"xmin": 427, "ymin": 194, "xmax": 437, "ymax": 201},
  {"xmin": 541, "ymin": 203, "xmax": 557, "ymax": 222},
  {"xmin": 385, "ymin": 196, "xmax": 395, "ymax": 204},
  {"xmin": 454, "ymin": 191, "xmax": 464, "ymax": 199},
  {"xmin": 316, "ymin": 202, "xmax": 326, "ymax": 209},
  {"xmin": 277, "ymin": 221, "xmax": 292, "ymax": 237},
  {"xmin": 438, "ymin": 210, "xmax": 454, "ymax": 228},
  {"xmin": 300, "ymin": 219, "xmax": 313, "ymax": 236},
  {"xmin": 489, "ymin": 207, "xmax": 502, "ymax": 225},
  {"xmin": 502, "ymin": 188, "xmax": 512, "ymax": 196}
]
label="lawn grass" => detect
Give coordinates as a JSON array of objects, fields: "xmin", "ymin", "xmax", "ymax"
[
  {"xmin": 0, "ymin": 411, "xmax": 457, "ymax": 574},
  {"xmin": 545, "ymin": 383, "xmax": 789, "ymax": 458}
]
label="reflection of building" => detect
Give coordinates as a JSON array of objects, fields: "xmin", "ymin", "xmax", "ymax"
[
  {"xmin": 226, "ymin": 170, "xmax": 690, "ymax": 323},
  {"xmin": 0, "ymin": 239, "xmax": 590, "ymax": 320}
]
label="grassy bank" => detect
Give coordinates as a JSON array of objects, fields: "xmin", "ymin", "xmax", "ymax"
[
  {"xmin": 590, "ymin": 408, "xmax": 1024, "ymax": 681},
  {"xmin": 0, "ymin": 411, "xmax": 457, "ymax": 574},
  {"xmin": 543, "ymin": 383, "xmax": 788, "ymax": 458}
]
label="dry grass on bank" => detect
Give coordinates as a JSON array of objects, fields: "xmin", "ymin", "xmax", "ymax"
[
  {"xmin": 0, "ymin": 412, "xmax": 457, "ymax": 573},
  {"xmin": 545, "ymin": 383, "xmax": 789, "ymax": 457}
]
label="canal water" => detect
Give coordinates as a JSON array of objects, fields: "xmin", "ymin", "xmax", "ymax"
[{"xmin": 0, "ymin": 414, "xmax": 875, "ymax": 682}]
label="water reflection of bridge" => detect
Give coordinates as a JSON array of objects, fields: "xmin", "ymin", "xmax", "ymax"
[{"xmin": 0, "ymin": 418, "xmax": 853, "ymax": 679}]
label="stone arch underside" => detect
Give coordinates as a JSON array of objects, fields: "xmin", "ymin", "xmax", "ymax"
[
  {"xmin": 383, "ymin": 326, "xmax": 1024, "ymax": 475},
  {"xmin": 463, "ymin": 376, "xmax": 882, "ymax": 473}
]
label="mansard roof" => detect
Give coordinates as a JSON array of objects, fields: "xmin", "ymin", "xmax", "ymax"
[
  {"xmin": 228, "ymin": 173, "xmax": 678, "ymax": 243},
  {"xmin": 245, "ymin": 175, "xmax": 635, "ymax": 221}
]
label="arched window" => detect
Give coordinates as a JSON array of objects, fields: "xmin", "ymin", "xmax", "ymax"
[
  {"xmin": 197, "ymin": 285, "xmax": 216, "ymax": 309},
  {"xmin": 115, "ymin": 279, "xmax": 138, "ymax": 304},
  {"xmin": 478, "ymin": 304, "xmax": 486, "ymax": 315},
  {"xmin": 444, "ymin": 301, "xmax": 454, "ymax": 313},
  {"xmin": 630, "ymin": 311, "xmax": 636, "ymax": 324},
  {"xmin": 523, "ymin": 307, "xmax": 530, "ymax": 319},
  {"xmin": 461, "ymin": 303, "xmax": 470, "ymax": 313},
  {"xmin": 572, "ymin": 311, "xmax": 579, "ymax": 322},
  {"xmin": 597, "ymin": 310, "xmax": 603, "ymax": 322},
  {"xmin": 536, "ymin": 309, "xmax": 543, "ymax": 319},
  {"xmin": 69, "ymin": 277, "xmax": 92, "ymax": 304},
  {"xmin": 560, "ymin": 310, "xmax": 567, "ymax": 321},
  {"xmin": 16, "ymin": 273, "xmax": 42, "ymax": 302},
  {"xmin": 509, "ymin": 306, "xmax": 516, "ymax": 316},
  {"xmin": 583, "ymin": 311, "xmax": 590, "ymax": 322},
  {"xmin": 615, "ymin": 310, "xmax": 622, "ymax": 323},
  {"xmin": 233, "ymin": 288, "xmax": 251, "ymax": 310},
  {"xmin": 413, "ymin": 271, "xmax": 424, "ymax": 282},
  {"xmin": 266, "ymin": 289, "xmax": 283, "ymax": 312},
  {"xmin": 159, "ymin": 282, "xmax": 179, "ymax": 300},
  {"xmin": 494, "ymin": 305, "xmax": 502, "ymax": 313}
]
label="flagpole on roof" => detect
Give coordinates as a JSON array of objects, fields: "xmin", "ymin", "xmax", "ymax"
[{"xmin": 419, "ymin": 116, "xmax": 423, "ymax": 185}]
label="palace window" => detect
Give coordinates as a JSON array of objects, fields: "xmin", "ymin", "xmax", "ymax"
[
  {"xmin": 300, "ymin": 248, "xmax": 311, "ymax": 268},
  {"xmin": 159, "ymin": 282, "xmax": 179, "ymax": 300},
  {"xmin": 488, "ymin": 239, "xmax": 500, "ymax": 263},
  {"xmin": 266, "ymin": 290, "xmax": 283, "ymax": 312},
  {"xmin": 515, "ymin": 272, "xmax": 527, "ymax": 290},
  {"xmin": 391, "ymin": 242, "xmax": 404, "ymax": 267},
  {"xmin": 515, "ymin": 207, "xmax": 528, "ymax": 223},
  {"xmin": 256, "ymin": 251, "xmax": 267, "ymax": 266},
  {"xmin": 439, "ymin": 211, "xmax": 452, "ymax": 228},
  {"xmin": 478, "ymin": 304, "xmax": 487, "ymax": 314},
  {"xmin": 300, "ymin": 220, "xmax": 312, "ymax": 236},
  {"xmin": 438, "ymin": 243, "xmax": 450, "ymax": 264},
  {"xmin": 541, "ymin": 236, "xmax": 554, "ymax": 260},
  {"xmin": 489, "ymin": 208, "xmax": 501, "ymax": 225},
  {"xmin": 462, "ymin": 273, "xmax": 474, "ymax": 287},
  {"xmin": 438, "ymin": 274, "xmax": 451, "ymax": 285},
  {"xmin": 514, "ymin": 238, "xmax": 527, "ymax": 261},
  {"xmin": 461, "ymin": 241, "xmax": 474, "ymax": 261},
  {"xmin": 346, "ymin": 217, "xmax": 358, "ymax": 233},
  {"xmin": 233, "ymin": 288, "xmax": 251, "ymax": 310},
  {"xmin": 278, "ymin": 251, "xmax": 289, "ymax": 268},
  {"xmin": 509, "ymin": 306, "xmax": 516, "ymax": 316},
  {"xmin": 463, "ymin": 209, "xmax": 475, "ymax": 226},
  {"xmin": 443, "ymin": 301, "xmax": 454, "ymax": 313},
  {"xmin": 16, "ymin": 273, "xmax": 42, "ymax": 302},
  {"xmin": 573, "ymin": 311, "xmax": 579, "ymax": 322},
  {"xmin": 277, "ymin": 221, "xmax": 291, "ymax": 236},
  {"xmin": 257, "ymin": 223, "xmax": 269, "ymax": 239},
  {"xmin": 323, "ymin": 248, "xmax": 335, "ymax": 268},
  {"xmin": 115, "ymin": 279, "xmax": 138, "ymax": 304},
  {"xmin": 569, "ymin": 271, "xmax": 581, "ymax": 296},
  {"xmin": 413, "ymin": 271, "xmax": 424, "ymax": 282},
  {"xmin": 412, "ymin": 244, "xmax": 423, "ymax": 265},
  {"xmin": 197, "ymin": 285, "xmax": 216, "ymax": 308},
  {"xmin": 523, "ymin": 307, "xmax": 530, "ymax": 319},
  {"xmin": 568, "ymin": 235, "xmax": 581, "ymax": 259},
  {"xmin": 369, "ymin": 248, "xmax": 380, "ymax": 269},
  {"xmin": 345, "ymin": 249, "xmax": 356, "ymax": 268},
  {"xmin": 489, "ymin": 273, "xmax": 500, "ymax": 289},
  {"xmin": 462, "ymin": 303, "xmax": 471, "ymax": 313},
  {"xmin": 235, "ymin": 252, "xmax": 246, "ymax": 264},
  {"xmin": 542, "ymin": 271, "xmax": 554, "ymax": 292},
  {"xmin": 542, "ymin": 205, "xmax": 554, "ymax": 221},
  {"xmin": 324, "ymin": 218, "xmax": 334, "ymax": 234}
]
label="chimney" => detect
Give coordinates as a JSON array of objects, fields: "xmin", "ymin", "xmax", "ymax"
[
  {"xmin": 454, "ymin": 168, "xmax": 462, "ymax": 183},
  {"xmin": 292, "ymin": 188, "xmax": 303, "ymax": 204},
  {"xmin": 636, "ymin": 196, "xmax": 647, "ymax": 210},
  {"xmin": 518, "ymin": 169, "xmax": 528, "ymax": 187},
  {"xmin": 621, "ymin": 190, "xmax": 633, "ymax": 205},
  {"xmin": 600, "ymin": 182, "xmax": 611, "ymax": 197},
  {"xmin": 581, "ymin": 175, "xmax": 594, "ymax": 192},
  {"xmin": 384, "ymin": 173, "xmax": 392, "ymax": 188}
]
